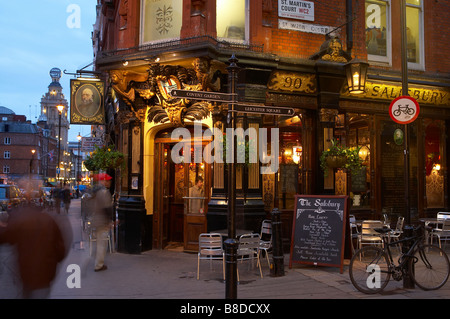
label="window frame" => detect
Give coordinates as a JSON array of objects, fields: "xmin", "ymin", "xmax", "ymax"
[
  {"xmin": 216, "ymin": 0, "xmax": 250, "ymax": 44},
  {"xmin": 365, "ymin": 0, "xmax": 392, "ymax": 66},
  {"xmin": 406, "ymin": 0, "xmax": 425, "ymax": 70},
  {"xmin": 140, "ymin": 0, "xmax": 183, "ymax": 45}
]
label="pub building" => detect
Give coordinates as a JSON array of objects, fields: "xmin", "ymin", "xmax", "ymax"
[{"xmin": 91, "ymin": 0, "xmax": 450, "ymax": 253}]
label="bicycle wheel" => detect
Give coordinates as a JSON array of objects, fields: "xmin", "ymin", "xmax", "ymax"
[
  {"xmin": 349, "ymin": 246, "xmax": 391, "ymax": 294},
  {"xmin": 410, "ymin": 244, "xmax": 450, "ymax": 290}
]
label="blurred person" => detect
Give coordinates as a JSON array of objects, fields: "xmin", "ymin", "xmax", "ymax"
[
  {"xmin": 62, "ymin": 183, "xmax": 71, "ymax": 214},
  {"xmin": 53, "ymin": 183, "xmax": 62, "ymax": 214},
  {"xmin": 91, "ymin": 173, "xmax": 113, "ymax": 272},
  {"xmin": 189, "ymin": 176, "xmax": 204, "ymax": 214},
  {"xmin": 0, "ymin": 206, "xmax": 67, "ymax": 298}
]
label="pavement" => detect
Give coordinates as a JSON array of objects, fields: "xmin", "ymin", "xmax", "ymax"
[{"xmin": 2, "ymin": 199, "xmax": 450, "ymax": 303}]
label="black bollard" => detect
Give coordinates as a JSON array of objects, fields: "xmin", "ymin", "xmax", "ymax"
[
  {"xmin": 402, "ymin": 225, "xmax": 415, "ymax": 289},
  {"xmin": 224, "ymin": 238, "xmax": 238, "ymax": 299},
  {"xmin": 270, "ymin": 208, "xmax": 285, "ymax": 277}
]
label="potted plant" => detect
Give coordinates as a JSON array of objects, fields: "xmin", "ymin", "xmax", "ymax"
[
  {"xmin": 320, "ymin": 139, "xmax": 363, "ymax": 176},
  {"xmin": 84, "ymin": 144, "xmax": 125, "ymax": 172}
]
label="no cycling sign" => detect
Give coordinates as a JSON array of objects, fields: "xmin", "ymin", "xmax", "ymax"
[{"xmin": 389, "ymin": 95, "xmax": 420, "ymax": 124}]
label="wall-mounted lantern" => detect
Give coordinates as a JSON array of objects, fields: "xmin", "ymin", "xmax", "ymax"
[{"xmin": 345, "ymin": 58, "xmax": 369, "ymax": 94}]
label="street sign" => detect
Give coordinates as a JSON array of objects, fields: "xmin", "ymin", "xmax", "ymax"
[
  {"xmin": 170, "ymin": 89, "xmax": 236, "ymax": 102},
  {"xmin": 232, "ymin": 103, "xmax": 295, "ymax": 116},
  {"xmin": 81, "ymin": 137, "xmax": 103, "ymax": 152},
  {"xmin": 389, "ymin": 95, "xmax": 420, "ymax": 124}
]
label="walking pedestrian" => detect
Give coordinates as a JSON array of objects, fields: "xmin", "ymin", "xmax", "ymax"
[
  {"xmin": 92, "ymin": 173, "xmax": 113, "ymax": 272},
  {"xmin": 62, "ymin": 183, "xmax": 71, "ymax": 214},
  {"xmin": 0, "ymin": 206, "xmax": 68, "ymax": 298},
  {"xmin": 53, "ymin": 183, "xmax": 62, "ymax": 214}
]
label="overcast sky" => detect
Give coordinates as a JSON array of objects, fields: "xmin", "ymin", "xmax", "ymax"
[{"xmin": 0, "ymin": 0, "xmax": 97, "ymax": 141}]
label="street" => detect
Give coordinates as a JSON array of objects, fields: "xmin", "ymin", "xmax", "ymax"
[{"xmin": 1, "ymin": 199, "xmax": 450, "ymax": 301}]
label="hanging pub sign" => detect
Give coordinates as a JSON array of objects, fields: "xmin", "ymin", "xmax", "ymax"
[{"xmin": 70, "ymin": 79, "xmax": 105, "ymax": 124}]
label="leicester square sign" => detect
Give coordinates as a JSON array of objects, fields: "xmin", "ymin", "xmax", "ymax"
[{"xmin": 389, "ymin": 95, "xmax": 420, "ymax": 124}]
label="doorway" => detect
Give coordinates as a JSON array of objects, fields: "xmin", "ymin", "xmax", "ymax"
[{"xmin": 154, "ymin": 136, "xmax": 210, "ymax": 251}]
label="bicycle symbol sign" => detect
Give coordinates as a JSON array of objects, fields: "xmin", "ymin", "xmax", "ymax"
[{"xmin": 389, "ymin": 96, "xmax": 420, "ymax": 124}]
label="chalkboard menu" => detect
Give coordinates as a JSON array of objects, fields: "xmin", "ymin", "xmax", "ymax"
[{"xmin": 289, "ymin": 195, "xmax": 348, "ymax": 273}]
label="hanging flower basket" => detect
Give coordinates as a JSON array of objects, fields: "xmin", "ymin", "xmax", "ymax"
[
  {"xmin": 320, "ymin": 139, "xmax": 363, "ymax": 176},
  {"xmin": 84, "ymin": 144, "xmax": 125, "ymax": 172},
  {"xmin": 326, "ymin": 155, "xmax": 348, "ymax": 168}
]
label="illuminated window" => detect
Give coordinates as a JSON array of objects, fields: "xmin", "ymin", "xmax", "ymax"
[
  {"xmin": 217, "ymin": 0, "xmax": 248, "ymax": 42},
  {"xmin": 406, "ymin": 0, "xmax": 424, "ymax": 69},
  {"xmin": 365, "ymin": 0, "xmax": 391, "ymax": 64},
  {"xmin": 141, "ymin": 0, "xmax": 183, "ymax": 44}
]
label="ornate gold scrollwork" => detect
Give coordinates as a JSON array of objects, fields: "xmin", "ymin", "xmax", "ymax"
[{"xmin": 110, "ymin": 57, "xmax": 224, "ymax": 127}]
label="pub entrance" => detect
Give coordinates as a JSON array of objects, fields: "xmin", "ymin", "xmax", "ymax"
[{"xmin": 154, "ymin": 132, "xmax": 210, "ymax": 251}]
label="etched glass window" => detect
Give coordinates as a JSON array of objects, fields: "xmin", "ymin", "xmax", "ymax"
[{"xmin": 141, "ymin": 0, "xmax": 183, "ymax": 44}]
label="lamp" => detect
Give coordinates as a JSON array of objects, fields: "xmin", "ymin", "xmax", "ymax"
[
  {"xmin": 77, "ymin": 133, "xmax": 82, "ymax": 189},
  {"xmin": 345, "ymin": 58, "xmax": 369, "ymax": 94},
  {"xmin": 56, "ymin": 104, "xmax": 64, "ymax": 182}
]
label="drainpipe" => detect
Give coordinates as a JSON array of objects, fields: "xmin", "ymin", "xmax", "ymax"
[{"xmin": 346, "ymin": 0, "xmax": 353, "ymax": 55}]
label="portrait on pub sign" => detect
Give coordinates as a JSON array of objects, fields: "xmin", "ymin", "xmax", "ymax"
[{"xmin": 70, "ymin": 79, "xmax": 105, "ymax": 124}]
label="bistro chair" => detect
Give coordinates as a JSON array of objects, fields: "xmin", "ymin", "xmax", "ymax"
[
  {"xmin": 349, "ymin": 215, "xmax": 360, "ymax": 254},
  {"xmin": 429, "ymin": 212, "xmax": 450, "ymax": 251},
  {"xmin": 89, "ymin": 226, "xmax": 112, "ymax": 256},
  {"xmin": 387, "ymin": 216, "xmax": 405, "ymax": 253},
  {"xmin": 238, "ymin": 233, "xmax": 263, "ymax": 279},
  {"xmin": 197, "ymin": 233, "xmax": 225, "ymax": 280},
  {"xmin": 358, "ymin": 220, "xmax": 384, "ymax": 250},
  {"xmin": 257, "ymin": 220, "xmax": 272, "ymax": 269}
]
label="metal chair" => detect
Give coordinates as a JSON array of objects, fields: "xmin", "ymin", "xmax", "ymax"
[
  {"xmin": 387, "ymin": 216, "xmax": 405, "ymax": 253},
  {"xmin": 89, "ymin": 226, "xmax": 112, "ymax": 256},
  {"xmin": 430, "ymin": 212, "xmax": 450, "ymax": 251},
  {"xmin": 349, "ymin": 215, "xmax": 360, "ymax": 254},
  {"xmin": 238, "ymin": 233, "xmax": 263, "ymax": 279},
  {"xmin": 197, "ymin": 233, "xmax": 225, "ymax": 280},
  {"xmin": 257, "ymin": 220, "xmax": 272, "ymax": 269},
  {"xmin": 358, "ymin": 220, "xmax": 384, "ymax": 250}
]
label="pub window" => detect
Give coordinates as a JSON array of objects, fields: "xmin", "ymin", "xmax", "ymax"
[
  {"xmin": 141, "ymin": 0, "xmax": 183, "ymax": 44},
  {"xmin": 3, "ymin": 166, "xmax": 10, "ymax": 174},
  {"xmin": 4, "ymin": 151, "xmax": 10, "ymax": 159},
  {"xmin": 347, "ymin": 116, "xmax": 371, "ymax": 209},
  {"xmin": 4, "ymin": 137, "xmax": 11, "ymax": 145},
  {"xmin": 425, "ymin": 120, "xmax": 444, "ymax": 208},
  {"xmin": 365, "ymin": 0, "xmax": 391, "ymax": 64},
  {"xmin": 406, "ymin": 0, "xmax": 424, "ymax": 69},
  {"xmin": 217, "ymin": 0, "xmax": 248, "ymax": 42}
]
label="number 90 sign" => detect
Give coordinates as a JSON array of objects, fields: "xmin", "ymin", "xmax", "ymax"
[{"xmin": 389, "ymin": 96, "xmax": 420, "ymax": 124}]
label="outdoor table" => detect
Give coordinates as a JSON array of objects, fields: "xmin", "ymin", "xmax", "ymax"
[{"xmin": 215, "ymin": 229, "xmax": 254, "ymax": 240}]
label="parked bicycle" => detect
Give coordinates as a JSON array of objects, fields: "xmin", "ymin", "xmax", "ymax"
[{"xmin": 349, "ymin": 225, "xmax": 450, "ymax": 294}]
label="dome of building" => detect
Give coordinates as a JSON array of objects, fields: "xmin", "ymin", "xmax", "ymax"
[{"xmin": 0, "ymin": 106, "xmax": 15, "ymax": 115}]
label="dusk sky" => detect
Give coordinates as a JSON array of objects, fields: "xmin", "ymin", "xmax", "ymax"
[{"xmin": 0, "ymin": 0, "xmax": 97, "ymax": 140}]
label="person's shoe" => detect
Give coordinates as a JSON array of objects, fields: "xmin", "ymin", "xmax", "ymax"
[{"xmin": 94, "ymin": 265, "xmax": 107, "ymax": 272}]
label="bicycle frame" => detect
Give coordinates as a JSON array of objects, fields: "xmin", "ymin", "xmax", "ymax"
[{"xmin": 377, "ymin": 229, "xmax": 427, "ymax": 277}]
